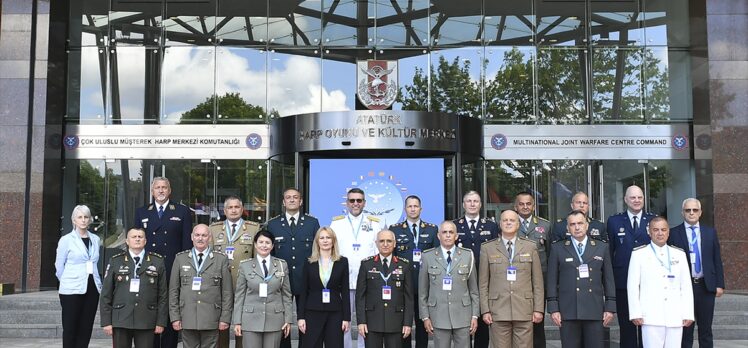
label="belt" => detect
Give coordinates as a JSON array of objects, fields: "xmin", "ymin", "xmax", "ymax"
[{"xmin": 692, "ymin": 277, "xmax": 703, "ymax": 284}]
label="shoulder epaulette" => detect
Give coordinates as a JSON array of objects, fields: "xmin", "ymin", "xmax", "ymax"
[
  {"xmin": 213, "ymin": 251, "xmax": 225, "ymax": 255},
  {"xmin": 276, "ymin": 258, "xmax": 288, "ymax": 264},
  {"xmin": 400, "ymin": 258, "xmax": 410, "ymax": 263},
  {"xmin": 669, "ymin": 245, "xmax": 684, "ymax": 252},
  {"xmin": 210, "ymin": 221, "xmax": 223, "ymax": 226},
  {"xmin": 551, "ymin": 239, "xmax": 564, "ymax": 244},
  {"xmin": 427, "ymin": 222, "xmax": 436, "ymax": 227},
  {"xmin": 148, "ymin": 252, "xmax": 164, "ymax": 258},
  {"xmin": 423, "ymin": 247, "xmax": 437, "ymax": 254},
  {"xmin": 556, "ymin": 218, "xmax": 564, "ymax": 223},
  {"xmin": 111, "ymin": 251, "xmax": 127, "ymax": 259},
  {"xmin": 589, "ymin": 235, "xmax": 607, "ymax": 243},
  {"xmin": 362, "ymin": 255, "xmax": 375, "ymax": 261},
  {"xmin": 564, "ymin": 240, "xmax": 571, "ymax": 246},
  {"xmin": 633, "ymin": 245, "xmax": 647, "ymax": 251},
  {"xmin": 481, "ymin": 239, "xmax": 495, "ymax": 245},
  {"xmin": 246, "ymin": 221, "xmax": 260, "ymax": 226},
  {"xmin": 332, "ymin": 215, "xmax": 345, "ymax": 221},
  {"xmin": 367, "ymin": 216, "xmax": 380, "ymax": 222},
  {"xmin": 519, "ymin": 236, "xmax": 539, "ymax": 245},
  {"xmin": 176, "ymin": 250, "xmax": 190, "ymax": 255},
  {"xmin": 303, "ymin": 213, "xmax": 317, "ymax": 219},
  {"xmin": 457, "ymin": 246, "xmax": 472, "ymax": 252},
  {"xmin": 537, "ymin": 216, "xmax": 549, "ymax": 222},
  {"xmin": 240, "ymin": 258, "xmax": 252, "ymax": 263}
]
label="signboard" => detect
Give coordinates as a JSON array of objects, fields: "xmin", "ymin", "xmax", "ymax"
[
  {"xmin": 484, "ymin": 125, "xmax": 691, "ymax": 160},
  {"xmin": 63, "ymin": 125, "xmax": 268, "ymax": 160}
]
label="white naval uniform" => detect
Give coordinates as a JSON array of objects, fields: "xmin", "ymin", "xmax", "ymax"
[
  {"xmin": 627, "ymin": 243, "xmax": 694, "ymax": 348},
  {"xmin": 330, "ymin": 213, "xmax": 381, "ymax": 348}
]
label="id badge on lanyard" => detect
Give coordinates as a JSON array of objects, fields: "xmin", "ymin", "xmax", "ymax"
[
  {"xmin": 192, "ymin": 277, "xmax": 202, "ymax": 291},
  {"xmin": 506, "ymin": 266, "xmax": 517, "ymax": 281},
  {"xmin": 86, "ymin": 261, "xmax": 94, "ymax": 275},
  {"xmin": 578, "ymin": 264, "xmax": 589, "ymax": 278},
  {"xmin": 259, "ymin": 283, "xmax": 268, "ymax": 297},
  {"xmin": 130, "ymin": 278, "xmax": 140, "ymax": 293},
  {"xmin": 322, "ymin": 289, "xmax": 331, "ymax": 303},
  {"xmin": 413, "ymin": 249, "xmax": 422, "ymax": 263},
  {"xmin": 225, "ymin": 246, "xmax": 235, "ymax": 260},
  {"xmin": 382, "ymin": 286, "xmax": 392, "ymax": 300},
  {"xmin": 442, "ymin": 276, "xmax": 452, "ymax": 291}
]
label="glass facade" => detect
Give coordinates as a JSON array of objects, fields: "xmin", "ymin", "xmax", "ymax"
[{"xmin": 60, "ymin": 0, "xmax": 699, "ymax": 255}]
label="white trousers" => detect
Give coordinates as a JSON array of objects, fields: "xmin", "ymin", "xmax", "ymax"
[
  {"xmin": 344, "ymin": 290, "xmax": 366, "ymax": 348},
  {"xmin": 642, "ymin": 325, "xmax": 683, "ymax": 348}
]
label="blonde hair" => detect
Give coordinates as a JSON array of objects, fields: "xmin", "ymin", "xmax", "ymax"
[{"xmin": 308, "ymin": 226, "xmax": 341, "ymax": 262}]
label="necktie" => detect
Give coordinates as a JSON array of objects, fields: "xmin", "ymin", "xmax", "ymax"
[
  {"xmin": 412, "ymin": 223, "xmax": 418, "ymax": 244},
  {"xmin": 382, "ymin": 258, "xmax": 389, "ymax": 274},
  {"xmin": 577, "ymin": 243, "xmax": 584, "ymax": 255},
  {"xmin": 446, "ymin": 250, "xmax": 452, "ymax": 265},
  {"xmin": 289, "ymin": 217, "xmax": 296, "ymax": 229},
  {"xmin": 197, "ymin": 253, "xmax": 204, "ymax": 267},
  {"xmin": 262, "ymin": 259, "xmax": 269, "ymax": 277},
  {"xmin": 134, "ymin": 256, "xmax": 141, "ymax": 274},
  {"xmin": 231, "ymin": 223, "xmax": 237, "ymax": 234},
  {"xmin": 632, "ymin": 216, "xmax": 639, "ymax": 231},
  {"xmin": 690, "ymin": 226, "xmax": 702, "ymax": 274},
  {"xmin": 158, "ymin": 205, "xmax": 164, "ymax": 219},
  {"xmin": 521, "ymin": 220, "xmax": 529, "ymax": 235},
  {"xmin": 507, "ymin": 241, "xmax": 513, "ymax": 256},
  {"xmin": 469, "ymin": 220, "xmax": 477, "ymax": 232}
]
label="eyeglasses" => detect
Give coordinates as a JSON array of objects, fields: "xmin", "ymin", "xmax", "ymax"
[
  {"xmin": 683, "ymin": 208, "xmax": 700, "ymax": 213},
  {"xmin": 348, "ymin": 198, "xmax": 364, "ymax": 203}
]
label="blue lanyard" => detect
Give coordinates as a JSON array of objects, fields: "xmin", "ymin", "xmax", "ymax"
[
  {"xmin": 191, "ymin": 247, "xmax": 210, "ymax": 275},
  {"xmin": 348, "ymin": 215, "xmax": 364, "ymax": 240},
  {"xmin": 379, "ymin": 261, "xmax": 392, "ymax": 285},
  {"xmin": 320, "ymin": 258, "xmax": 333, "ymax": 288},
  {"xmin": 224, "ymin": 219, "xmax": 242, "ymax": 245},
  {"xmin": 572, "ymin": 238, "xmax": 585, "ymax": 263},
  {"xmin": 649, "ymin": 244, "xmax": 671, "ymax": 274},
  {"xmin": 75, "ymin": 230, "xmax": 95, "ymax": 261}
]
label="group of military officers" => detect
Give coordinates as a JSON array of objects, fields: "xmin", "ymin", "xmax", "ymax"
[{"xmin": 99, "ymin": 176, "xmax": 724, "ymax": 348}]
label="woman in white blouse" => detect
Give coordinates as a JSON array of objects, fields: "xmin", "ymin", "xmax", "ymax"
[{"xmin": 54, "ymin": 204, "xmax": 103, "ymax": 348}]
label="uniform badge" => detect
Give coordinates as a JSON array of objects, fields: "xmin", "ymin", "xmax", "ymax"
[
  {"xmin": 241, "ymin": 234, "xmax": 251, "ymax": 241},
  {"xmin": 593, "ymin": 256, "xmax": 603, "ymax": 261},
  {"xmin": 117, "ymin": 275, "xmax": 123, "ymax": 281},
  {"xmin": 535, "ymin": 226, "xmax": 545, "ymax": 233},
  {"xmin": 170, "ymin": 217, "xmax": 181, "ymax": 221},
  {"xmin": 591, "ymin": 228, "xmax": 600, "ymax": 236},
  {"xmin": 396, "ymin": 281, "xmax": 401, "ymax": 287}
]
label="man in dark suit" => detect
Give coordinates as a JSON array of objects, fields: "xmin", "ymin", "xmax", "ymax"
[
  {"xmin": 390, "ymin": 195, "xmax": 438, "ymax": 348},
  {"xmin": 454, "ymin": 191, "xmax": 499, "ymax": 348},
  {"xmin": 667, "ymin": 198, "xmax": 725, "ymax": 348},
  {"xmin": 357, "ymin": 230, "xmax": 413, "ymax": 348},
  {"xmin": 547, "ymin": 210, "xmax": 616, "ymax": 347},
  {"xmin": 606, "ymin": 185, "xmax": 654, "ymax": 348},
  {"xmin": 551, "ymin": 192, "xmax": 607, "ymax": 242},
  {"xmin": 454, "ymin": 191, "xmax": 498, "ymax": 348},
  {"xmin": 267, "ymin": 187, "xmax": 321, "ymax": 348},
  {"xmin": 134, "ymin": 177, "xmax": 193, "ymax": 348}
]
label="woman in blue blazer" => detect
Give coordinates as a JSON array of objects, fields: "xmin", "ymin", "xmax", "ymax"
[
  {"xmin": 297, "ymin": 226, "xmax": 351, "ymax": 348},
  {"xmin": 54, "ymin": 204, "xmax": 103, "ymax": 348}
]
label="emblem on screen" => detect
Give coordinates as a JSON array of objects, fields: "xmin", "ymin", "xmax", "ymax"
[
  {"xmin": 346, "ymin": 171, "xmax": 407, "ymax": 227},
  {"xmin": 357, "ymin": 60, "xmax": 398, "ymax": 110},
  {"xmin": 63, "ymin": 135, "xmax": 79, "ymax": 150},
  {"xmin": 245, "ymin": 133, "xmax": 262, "ymax": 150}
]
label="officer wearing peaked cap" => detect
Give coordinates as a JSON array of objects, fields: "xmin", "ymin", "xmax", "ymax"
[
  {"xmin": 101, "ymin": 228, "xmax": 168, "ymax": 348},
  {"xmin": 390, "ymin": 195, "xmax": 438, "ymax": 348},
  {"xmin": 208, "ymin": 196, "xmax": 259, "ymax": 348}
]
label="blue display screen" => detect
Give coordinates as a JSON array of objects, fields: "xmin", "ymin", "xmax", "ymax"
[{"xmin": 309, "ymin": 158, "xmax": 445, "ymax": 228}]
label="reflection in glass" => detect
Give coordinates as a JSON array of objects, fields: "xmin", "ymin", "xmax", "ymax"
[
  {"xmin": 484, "ymin": 1, "xmax": 533, "ymax": 45},
  {"xmin": 430, "ymin": 1, "xmax": 482, "ymax": 46},
  {"xmin": 322, "ymin": 49, "xmax": 369, "ymax": 112},
  {"xmin": 647, "ymin": 160, "xmax": 694, "ymax": 219},
  {"xmin": 536, "ymin": 0, "xmax": 586, "ymax": 46},
  {"xmin": 375, "ymin": 0, "xmax": 430, "ymax": 47},
  {"xmin": 537, "ymin": 47, "xmax": 586, "ymax": 123},
  {"xmin": 72, "ymin": 0, "xmax": 111, "ymax": 47},
  {"xmin": 161, "ymin": 47, "xmax": 216, "ymax": 124},
  {"xmin": 269, "ymin": 0, "xmax": 322, "ymax": 46},
  {"xmin": 269, "ymin": 50, "xmax": 322, "ymax": 116},
  {"xmin": 163, "ymin": 1, "xmax": 217, "ymax": 46},
  {"xmin": 216, "ymin": 47, "xmax": 271, "ymax": 123},
  {"xmin": 644, "ymin": 0, "xmax": 689, "ymax": 47},
  {"xmin": 322, "ymin": 0, "xmax": 361, "ymax": 46},
  {"xmin": 215, "ymin": 160, "xmax": 268, "ymax": 223},
  {"xmin": 590, "ymin": 0, "xmax": 643, "ymax": 46},
  {"xmin": 660, "ymin": 50, "xmax": 690, "ymax": 121},
  {"xmin": 485, "ymin": 160, "xmax": 549, "ymax": 219},
  {"xmin": 592, "ymin": 47, "xmax": 645, "ymax": 122},
  {"xmin": 72, "ymin": 45, "xmax": 109, "ymax": 124},
  {"xmin": 484, "ymin": 46, "xmax": 535, "ymax": 123},
  {"xmin": 110, "ymin": 47, "xmax": 148, "ymax": 124}
]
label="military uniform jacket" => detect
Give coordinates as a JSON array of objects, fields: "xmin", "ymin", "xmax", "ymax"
[
  {"xmin": 232, "ymin": 257, "xmax": 293, "ymax": 332},
  {"xmin": 606, "ymin": 211, "xmax": 655, "ymax": 289},
  {"xmin": 518, "ymin": 215, "xmax": 551, "ymax": 274},
  {"xmin": 100, "ymin": 251, "xmax": 168, "ymax": 329},
  {"xmin": 418, "ymin": 247, "xmax": 479, "ymax": 330},
  {"xmin": 454, "ymin": 217, "xmax": 499, "ymax": 268},
  {"xmin": 331, "ymin": 214, "xmax": 382, "ymax": 290},
  {"xmin": 134, "ymin": 202, "xmax": 193, "ymax": 275},
  {"xmin": 169, "ymin": 249, "xmax": 234, "ymax": 330},
  {"xmin": 546, "ymin": 238, "xmax": 616, "ymax": 320},
  {"xmin": 391, "ymin": 220, "xmax": 438, "ymax": 290},
  {"xmin": 627, "ymin": 244, "xmax": 694, "ymax": 327},
  {"xmin": 209, "ymin": 219, "xmax": 260, "ymax": 285},
  {"xmin": 551, "ymin": 217, "xmax": 607, "ymax": 243},
  {"xmin": 356, "ymin": 255, "xmax": 413, "ymax": 333},
  {"xmin": 267, "ymin": 213, "xmax": 320, "ymax": 295},
  {"xmin": 479, "ymin": 237, "xmax": 544, "ymax": 321}
]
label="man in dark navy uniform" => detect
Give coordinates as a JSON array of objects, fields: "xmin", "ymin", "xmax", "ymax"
[
  {"xmin": 668, "ymin": 198, "xmax": 725, "ymax": 348},
  {"xmin": 267, "ymin": 187, "xmax": 320, "ymax": 348},
  {"xmin": 453, "ymin": 190, "xmax": 498, "ymax": 348},
  {"xmin": 389, "ymin": 195, "xmax": 438, "ymax": 348},
  {"xmin": 134, "ymin": 177, "xmax": 193, "ymax": 348},
  {"xmin": 605, "ymin": 185, "xmax": 654, "ymax": 348},
  {"xmin": 551, "ymin": 192, "xmax": 607, "ymax": 242}
]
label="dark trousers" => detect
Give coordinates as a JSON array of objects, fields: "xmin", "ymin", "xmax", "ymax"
[
  {"xmin": 113, "ymin": 327, "xmax": 155, "ymax": 348},
  {"xmin": 218, "ymin": 327, "xmax": 241, "ymax": 348},
  {"xmin": 533, "ymin": 320, "xmax": 546, "ymax": 348},
  {"xmin": 559, "ymin": 320, "xmax": 604, "ymax": 348},
  {"xmin": 682, "ymin": 281, "xmax": 716, "ymax": 348},
  {"xmin": 365, "ymin": 331, "xmax": 401, "ymax": 348},
  {"xmin": 280, "ymin": 295, "xmax": 302, "ymax": 348},
  {"xmin": 616, "ymin": 289, "xmax": 643, "ymax": 348},
  {"xmin": 302, "ymin": 310, "xmax": 344, "ymax": 348},
  {"xmin": 153, "ymin": 316, "xmax": 178, "ymax": 348},
  {"xmin": 473, "ymin": 319, "xmax": 489, "ymax": 348},
  {"xmin": 59, "ymin": 276, "xmax": 99, "ymax": 348},
  {"xmin": 402, "ymin": 295, "xmax": 428, "ymax": 348}
]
